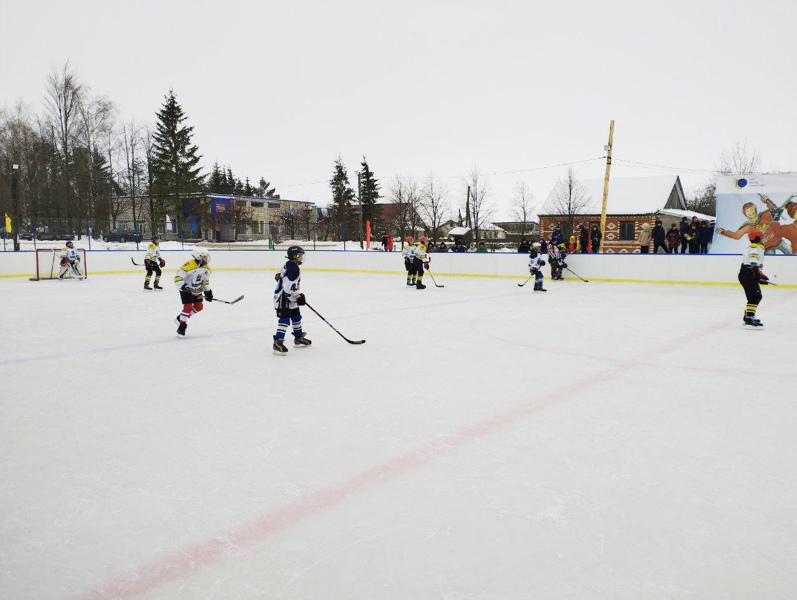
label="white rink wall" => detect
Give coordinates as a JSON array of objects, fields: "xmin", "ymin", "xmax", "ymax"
[{"xmin": 1, "ymin": 249, "xmax": 797, "ymax": 287}]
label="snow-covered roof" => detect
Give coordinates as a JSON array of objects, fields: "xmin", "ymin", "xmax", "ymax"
[
  {"xmin": 482, "ymin": 223, "xmax": 507, "ymax": 232},
  {"xmin": 540, "ymin": 176, "xmax": 685, "ymax": 215},
  {"xmin": 447, "ymin": 226, "xmax": 472, "ymax": 236},
  {"xmin": 657, "ymin": 208, "xmax": 715, "ymax": 222}
]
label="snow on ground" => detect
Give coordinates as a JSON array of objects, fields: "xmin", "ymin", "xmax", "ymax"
[{"xmin": 1, "ymin": 272, "xmax": 796, "ymax": 599}]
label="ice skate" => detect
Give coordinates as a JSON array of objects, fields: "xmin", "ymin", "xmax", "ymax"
[
  {"xmin": 416, "ymin": 281, "xmax": 426, "ymax": 289},
  {"xmin": 743, "ymin": 316, "xmax": 763, "ymax": 328},
  {"xmin": 273, "ymin": 337, "xmax": 289, "ymax": 356},
  {"xmin": 176, "ymin": 322, "xmax": 187, "ymax": 337},
  {"xmin": 144, "ymin": 283, "xmax": 152, "ymax": 290},
  {"xmin": 293, "ymin": 334, "xmax": 312, "ymax": 348},
  {"xmin": 154, "ymin": 282, "xmax": 164, "ymax": 290},
  {"xmin": 533, "ymin": 286, "xmax": 547, "ymax": 292}
]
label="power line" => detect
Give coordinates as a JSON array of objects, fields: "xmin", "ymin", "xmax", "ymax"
[
  {"xmin": 612, "ymin": 158, "xmax": 718, "ymax": 174},
  {"xmin": 273, "ymin": 156, "xmax": 607, "ymax": 189}
]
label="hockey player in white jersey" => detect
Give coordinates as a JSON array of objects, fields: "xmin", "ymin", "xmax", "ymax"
[
  {"xmin": 173, "ymin": 249, "xmax": 213, "ymax": 337},
  {"xmin": 272, "ymin": 245, "xmax": 311, "ymax": 355},
  {"xmin": 144, "ymin": 236, "xmax": 165, "ymax": 290},
  {"xmin": 528, "ymin": 242, "xmax": 547, "ymax": 292},
  {"xmin": 412, "ymin": 236, "xmax": 429, "ymax": 290},
  {"xmin": 58, "ymin": 241, "xmax": 83, "ymax": 279},
  {"xmin": 738, "ymin": 229, "xmax": 770, "ymax": 327},
  {"xmin": 402, "ymin": 236, "xmax": 415, "ymax": 286}
]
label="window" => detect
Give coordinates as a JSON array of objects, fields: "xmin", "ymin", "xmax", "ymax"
[
  {"xmin": 268, "ymin": 202, "xmax": 280, "ymax": 209},
  {"xmin": 236, "ymin": 200, "xmax": 248, "ymax": 207},
  {"xmin": 619, "ymin": 221, "xmax": 635, "ymax": 241},
  {"xmin": 251, "ymin": 201, "xmax": 264, "ymax": 208}
]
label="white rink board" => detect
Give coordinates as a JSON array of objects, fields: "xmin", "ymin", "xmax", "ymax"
[
  {"xmin": 2, "ymin": 248, "xmax": 797, "ymax": 286},
  {"xmin": 1, "ymin": 270, "xmax": 796, "ymax": 599}
]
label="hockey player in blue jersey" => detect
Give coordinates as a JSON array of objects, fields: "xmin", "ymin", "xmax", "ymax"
[
  {"xmin": 273, "ymin": 245, "xmax": 312, "ymax": 355},
  {"xmin": 528, "ymin": 242, "xmax": 547, "ymax": 292}
]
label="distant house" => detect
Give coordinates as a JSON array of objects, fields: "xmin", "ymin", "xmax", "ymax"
[
  {"xmin": 538, "ymin": 175, "xmax": 712, "ymax": 253},
  {"xmin": 492, "ymin": 221, "xmax": 539, "ymax": 244}
]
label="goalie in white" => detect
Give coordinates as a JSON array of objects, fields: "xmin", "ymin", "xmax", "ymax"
[{"xmin": 58, "ymin": 241, "xmax": 83, "ymax": 279}]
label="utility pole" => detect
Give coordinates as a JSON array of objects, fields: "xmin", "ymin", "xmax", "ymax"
[
  {"xmin": 598, "ymin": 120, "xmax": 615, "ymax": 253},
  {"xmin": 357, "ymin": 172, "xmax": 364, "ymax": 249},
  {"xmin": 465, "ymin": 186, "xmax": 472, "ymax": 228}
]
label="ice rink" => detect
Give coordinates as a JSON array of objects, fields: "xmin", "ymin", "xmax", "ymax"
[{"xmin": 2, "ymin": 269, "xmax": 796, "ymax": 599}]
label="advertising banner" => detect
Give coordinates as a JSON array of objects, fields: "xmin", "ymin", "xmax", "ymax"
[{"xmin": 713, "ymin": 174, "xmax": 797, "ymax": 254}]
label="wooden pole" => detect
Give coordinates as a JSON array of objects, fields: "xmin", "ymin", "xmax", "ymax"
[
  {"xmin": 357, "ymin": 173, "xmax": 364, "ymax": 249},
  {"xmin": 598, "ymin": 120, "xmax": 615, "ymax": 253}
]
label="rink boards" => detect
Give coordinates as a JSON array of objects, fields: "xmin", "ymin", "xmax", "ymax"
[{"xmin": 1, "ymin": 249, "xmax": 796, "ymax": 287}]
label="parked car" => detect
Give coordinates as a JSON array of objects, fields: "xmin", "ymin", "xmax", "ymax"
[
  {"xmin": 18, "ymin": 229, "xmax": 34, "ymax": 241},
  {"xmin": 103, "ymin": 228, "xmax": 142, "ymax": 243},
  {"xmin": 36, "ymin": 228, "xmax": 74, "ymax": 241}
]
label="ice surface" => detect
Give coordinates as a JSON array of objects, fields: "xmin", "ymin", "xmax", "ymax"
[{"xmin": 1, "ymin": 272, "xmax": 796, "ymax": 599}]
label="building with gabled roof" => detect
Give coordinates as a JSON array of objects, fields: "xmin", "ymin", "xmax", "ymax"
[{"xmin": 538, "ymin": 175, "xmax": 712, "ymax": 253}]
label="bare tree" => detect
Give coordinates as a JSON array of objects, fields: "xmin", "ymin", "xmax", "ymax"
[
  {"xmin": 121, "ymin": 119, "xmax": 147, "ymax": 235},
  {"xmin": 548, "ymin": 167, "xmax": 592, "ymax": 236},
  {"xmin": 44, "ymin": 61, "xmax": 83, "ymax": 225},
  {"xmin": 422, "ymin": 174, "xmax": 448, "ymax": 243},
  {"xmin": 717, "ymin": 140, "xmax": 762, "ymax": 174},
  {"xmin": 463, "ymin": 167, "xmax": 491, "ymax": 241},
  {"xmin": 686, "ymin": 180, "xmax": 717, "ymax": 216},
  {"xmin": 388, "ymin": 175, "xmax": 424, "ymax": 243},
  {"xmin": 511, "ymin": 181, "xmax": 536, "ymax": 237}
]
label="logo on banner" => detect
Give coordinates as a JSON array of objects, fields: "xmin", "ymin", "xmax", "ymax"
[{"xmin": 736, "ymin": 178, "xmax": 748, "ymax": 189}]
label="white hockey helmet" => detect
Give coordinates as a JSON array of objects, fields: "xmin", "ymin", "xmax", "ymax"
[
  {"xmin": 532, "ymin": 242, "xmax": 541, "ymax": 249},
  {"xmin": 193, "ymin": 249, "xmax": 210, "ymax": 265}
]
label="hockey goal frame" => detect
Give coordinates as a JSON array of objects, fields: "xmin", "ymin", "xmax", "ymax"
[{"xmin": 29, "ymin": 248, "xmax": 88, "ymax": 281}]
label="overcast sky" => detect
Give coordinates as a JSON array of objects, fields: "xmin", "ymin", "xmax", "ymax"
[{"xmin": 1, "ymin": 0, "xmax": 794, "ymax": 220}]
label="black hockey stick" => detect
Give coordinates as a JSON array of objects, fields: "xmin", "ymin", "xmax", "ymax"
[
  {"xmin": 565, "ymin": 267, "xmax": 589, "ymax": 282},
  {"xmin": 212, "ymin": 295, "xmax": 245, "ymax": 305},
  {"xmin": 131, "ymin": 257, "xmax": 142, "ymax": 266},
  {"xmin": 517, "ymin": 275, "xmax": 533, "ymax": 287},
  {"xmin": 426, "ymin": 269, "xmax": 444, "ymax": 288},
  {"xmin": 305, "ymin": 302, "xmax": 366, "ymax": 345}
]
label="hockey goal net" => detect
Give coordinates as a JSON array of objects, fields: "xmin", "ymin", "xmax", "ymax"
[{"xmin": 29, "ymin": 248, "xmax": 88, "ymax": 281}]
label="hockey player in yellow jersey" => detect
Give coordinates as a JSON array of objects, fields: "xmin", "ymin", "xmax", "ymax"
[
  {"xmin": 738, "ymin": 229, "xmax": 770, "ymax": 327},
  {"xmin": 144, "ymin": 236, "xmax": 165, "ymax": 290},
  {"xmin": 413, "ymin": 236, "xmax": 429, "ymax": 290},
  {"xmin": 402, "ymin": 235, "xmax": 415, "ymax": 286},
  {"xmin": 173, "ymin": 249, "xmax": 213, "ymax": 337}
]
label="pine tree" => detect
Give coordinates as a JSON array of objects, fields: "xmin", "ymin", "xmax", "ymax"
[
  {"xmin": 329, "ymin": 155, "xmax": 355, "ymax": 240},
  {"xmin": 257, "ymin": 177, "xmax": 279, "ymax": 198},
  {"xmin": 358, "ymin": 156, "xmax": 381, "ymax": 230},
  {"xmin": 244, "ymin": 177, "xmax": 253, "ymax": 197},
  {"xmin": 207, "ymin": 162, "xmax": 224, "ymax": 193},
  {"xmin": 151, "ymin": 90, "xmax": 204, "ymax": 232}
]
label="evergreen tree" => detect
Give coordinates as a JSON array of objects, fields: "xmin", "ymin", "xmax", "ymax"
[
  {"xmin": 243, "ymin": 177, "xmax": 253, "ymax": 197},
  {"xmin": 329, "ymin": 156, "xmax": 355, "ymax": 239},
  {"xmin": 207, "ymin": 162, "xmax": 224, "ymax": 193},
  {"xmin": 358, "ymin": 156, "xmax": 381, "ymax": 230},
  {"xmin": 256, "ymin": 177, "xmax": 279, "ymax": 198},
  {"xmin": 151, "ymin": 90, "xmax": 204, "ymax": 231}
]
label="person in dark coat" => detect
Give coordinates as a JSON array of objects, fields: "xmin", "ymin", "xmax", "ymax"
[
  {"xmin": 698, "ymin": 220, "xmax": 713, "ymax": 253},
  {"xmin": 540, "ymin": 238, "xmax": 548, "ymax": 254},
  {"xmin": 687, "ymin": 223, "xmax": 700, "ymax": 253},
  {"xmin": 679, "ymin": 217, "xmax": 690, "ymax": 253},
  {"xmin": 666, "ymin": 224, "xmax": 680, "ymax": 253},
  {"xmin": 518, "ymin": 237, "xmax": 530, "ymax": 253},
  {"xmin": 578, "ymin": 225, "xmax": 589, "ymax": 253},
  {"xmin": 590, "ymin": 225, "xmax": 602, "ymax": 253},
  {"xmin": 652, "ymin": 219, "xmax": 667, "ymax": 254},
  {"xmin": 550, "ymin": 228, "xmax": 563, "ymax": 246}
]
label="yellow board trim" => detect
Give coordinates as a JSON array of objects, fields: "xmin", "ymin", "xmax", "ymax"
[{"xmin": 3, "ymin": 266, "xmax": 795, "ymax": 288}]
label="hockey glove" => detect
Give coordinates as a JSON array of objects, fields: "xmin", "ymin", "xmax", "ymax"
[
  {"xmin": 561, "ymin": 262, "xmax": 568, "ymax": 269},
  {"xmin": 204, "ymin": 289, "xmax": 213, "ymax": 302},
  {"xmin": 159, "ymin": 258, "xmax": 166, "ymax": 267},
  {"xmin": 145, "ymin": 259, "xmax": 152, "ymax": 268},
  {"xmin": 296, "ymin": 293, "xmax": 306, "ymax": 306},
  {"xmin": 274, "ymin": 272, "xmax": 281, "ymax": 282},
  {"xmin": 531, "ymin": 268, "xmax": 539, "ymax": 275},
  {"xmin": 424, "ymin": 262, "xmax": 429, "ymax": 270},
  {"xmin": 540, "ymin": 260, "xmax": 546, "ymax": 266}
]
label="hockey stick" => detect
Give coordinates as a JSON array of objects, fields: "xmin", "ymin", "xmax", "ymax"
[
  {"xmin": 517, "ymin": 275, "xmax": 533, "ymax": 287},
  {"xmin": 212, "ymin": 295, "xmax": 245, "ymax": 304},
  {"xmin": 305, "ymin": 302, "xmax": 366, "ymax": 345},
  {"xmin": 565, "ymin": 266, "xmax": 589, "ymax": 282},
  {"xmin": 131, "ymin": 257, "xmax": 141, "ymax": 266},
  {"xmin": 426, "ymin": 269, "xmax": 445, "ymax": 288}
]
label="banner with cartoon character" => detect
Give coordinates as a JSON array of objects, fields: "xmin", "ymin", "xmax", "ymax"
[{"xmin": 712, "ymin": 174, "xmax": 797, "ymax": 254}]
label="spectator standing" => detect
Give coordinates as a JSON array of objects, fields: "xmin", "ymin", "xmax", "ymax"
[
  {"xmin": 476, "ymin": 241, "xmax": 488, "ymax": 253},
  {"xmin": 518, "ymin": 237, "xmax": 530, "ymax": 253},
  {"xmin": 688, "ymin": 223, "xmax": 700, "ymax": 254},
  {"xmin": 567, "ymin": 236, "xmax": 577, "ymax": 253},
  {"xmin": 551, "ymin": 227, "xmax": 563, "ymax": 245},
  {"xmin": 427, "ymin": 241, "xmax": 437, "ymax": 253},
  {"xmin": 698, "ymin": 221, "xmax": 712, "ymax": 254},
  {"xmin": 652, "ymin": 219, "xmax": 667, "ymax": 253},
  {"xmin": 666, "ymin": 224, "xmax": 680, "ymax": 253},
  {"xmin": 437, "ymin": 241, "xmax": 448, "ymax": 252},
  {"xmin": 386, "ymin": 232, "xmax": 394, "ymax": 252},
  {"xmin": 578, "ymin": 225, "xmax": 589, "ymax": 254},
  {"xmin": 679, "ymin": 217, "xmax": 690, "ymax": 253},
  {"xmin": 638, "ymin": 222, "xmax": 652, "ymax": 253},
  {"xmin": 381, "ymin": 231, "xmax": 389, "ymax": 250},
  {"xmin": 540, "ymin": 238, "xmax": 548, "ymax": 254},
  {"xmin": 590, "ymin": 225, "xmax": 602, "ymax": 253}
]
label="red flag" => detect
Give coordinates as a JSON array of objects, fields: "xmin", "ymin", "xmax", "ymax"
[{"xmin": 365, "ymin": 219, "xmax": 371, "ymax": 249}]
